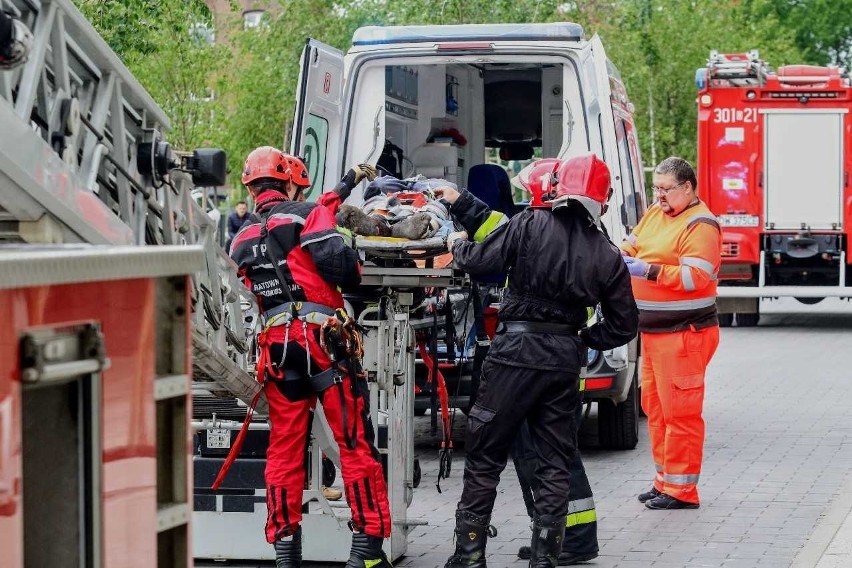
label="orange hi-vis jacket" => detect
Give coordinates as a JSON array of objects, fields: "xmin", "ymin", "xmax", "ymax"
[{"xmin": 621, "ymin": 201, "xmax": 722, "ymax": 332}]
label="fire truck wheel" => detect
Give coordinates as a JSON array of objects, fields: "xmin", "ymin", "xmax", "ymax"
[
  {"xmin": 736, "ymin": 313, "xmax": 760, "ymax": 327},
  {"xmin": 597, "ymin": 368, "xmax": 639, "ymax": 450},
  {"xmin": 718, "ymin": 313, "xmax": 734, "ymax": 327}
]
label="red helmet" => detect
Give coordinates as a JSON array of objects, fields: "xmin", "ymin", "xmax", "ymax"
[
  {"xmin": 241, "ymin": 146, "xmax": 290, "ymax": 186},
  {"xmin": 285, "ymin": 155, "xmax": 310, "ymax": 188},
  {"xmin": 514, "ymin": 158, "xmax": 561, "ymax": 207},
  {"xmin": 552, "ymin": 154, "xmax": 611, "ymax": 214}
]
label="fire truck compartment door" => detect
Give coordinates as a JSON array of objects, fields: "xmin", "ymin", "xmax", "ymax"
[
  {"xmin": 763, "ymin": 110, "xmax": 845, "ymax": 230},
  {"xmin": 291, "ymin": 39, "xmax": 345, "ymax": 203}
]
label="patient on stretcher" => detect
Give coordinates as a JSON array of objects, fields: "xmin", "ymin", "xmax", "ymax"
[{"xmin": 336, "ymin": 175, "xmax": 455, "ymax": 241}]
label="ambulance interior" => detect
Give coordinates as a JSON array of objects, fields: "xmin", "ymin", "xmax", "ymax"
[{"xmin": 346, "ymin": 58, "xmax": 586, "ymax": 214}]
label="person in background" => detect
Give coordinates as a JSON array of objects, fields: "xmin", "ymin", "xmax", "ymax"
[
  {"xmin": 228, "ymin": 200, "xmax": 250, "ymax": 236},
  {"xmin": 620, "ymin": 156, "xmax": 721, "ymax": 510}
]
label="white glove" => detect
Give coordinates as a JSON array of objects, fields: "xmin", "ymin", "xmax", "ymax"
[
  {"xmin": 433, "ymin": 185, "xmax": 461, "ymax": 204},
  {"xmin": 446, "ymin": 231, "xmax": 468, "ymax": 251}
]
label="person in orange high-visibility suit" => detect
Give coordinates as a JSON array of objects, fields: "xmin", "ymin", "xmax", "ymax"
[{"xmin": 620, "ymin": 157, "xmax": 721, "ymax": 510}]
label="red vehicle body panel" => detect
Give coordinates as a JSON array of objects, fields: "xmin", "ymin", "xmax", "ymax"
[
  {"xmin": 696, "ymin": 58, "xmax": 852, "ymax": 281},
  {"xmin": 0, "ymin": 276, "xmax": 190, "ymax": 567}
]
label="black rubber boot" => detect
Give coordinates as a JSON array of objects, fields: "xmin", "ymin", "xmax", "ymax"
[
  {"xmin": 529, "ymin": 515, "xmax": 566, "ymax": 568},
  {"xmin": 518, "ymin": 545, "xmax": 598, "ymax": 566},
  {"xmin": 344, "ymin": 532, "xmax": 392, "ymax": 568},
  {"xmin": 274, "ymin": 527, "xmax": 302, "ymax": 568},
  {"xmin": 444, "ymin": 510, "xmax": 495, "ymax": 568}
]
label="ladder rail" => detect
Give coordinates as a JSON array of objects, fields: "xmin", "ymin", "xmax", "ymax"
[{"xmin": 1, "ymin": 0, "xmax": 259, "ymax": 404}]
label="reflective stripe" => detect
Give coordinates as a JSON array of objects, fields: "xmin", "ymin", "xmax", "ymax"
[
  {"xmin": 635, "ymin": 297, "xmax": 716, "ymax": 311},
  {"xmin": 686, "ymin": 213, "xmax": 721, "ymax": 231},
  {"xmin": 681, "ymin": 256, "xmax": 716, "ymax": 275},
  {"xmin": 566, "ymin": 509, "xmax": 597, "ymax": 528},
  {"xmin": 579, "ymin": 378, "xmax": 586, "ymax": 392},
  {"xmin": 473, "ymin": 212, "xmax": 507, "ymax": 242},
  {"xmin": 681, "ymin": 266, "xmax": 695, "ymax": 292},
  {"xmin": 663, "ymin": 473, "xmax": 700, "ymax": 485},
  {"xmin": 268, "ymin": 212, "xmax": 306, "ymax": 225},
  {"xmin": 302, "ymin": 231, "xmax": 343, "ymax": 246},
  {"xmin": 567, "ymin": 497, "xmax": 596, "ymax": 514}
]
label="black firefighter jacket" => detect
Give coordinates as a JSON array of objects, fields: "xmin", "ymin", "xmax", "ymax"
[{"xmin": 449, "ymin": 190, "xmax": 639, "ymax": 372}]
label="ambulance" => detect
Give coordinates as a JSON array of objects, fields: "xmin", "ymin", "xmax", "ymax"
[{"xmin": 292, "ymin": 23, "xmax": 649, "ymax": 449}]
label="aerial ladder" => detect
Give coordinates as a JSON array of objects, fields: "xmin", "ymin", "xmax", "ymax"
[{"xmin": 0, "ymin": 0, "xmax": 425, "ymax": 562}]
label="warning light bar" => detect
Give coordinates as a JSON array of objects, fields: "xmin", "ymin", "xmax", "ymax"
[{"xmin": 352, "ymin": 23, "xmax": 584, "ymax": 46}]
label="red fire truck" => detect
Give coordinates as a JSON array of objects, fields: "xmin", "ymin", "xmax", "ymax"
[{"xmin": 696, "ymin": 50, "xmax": 852, "ymax": 325}]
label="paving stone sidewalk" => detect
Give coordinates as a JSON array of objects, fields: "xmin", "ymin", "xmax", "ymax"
[{"xmin": 397, "ymin": 315, "xmax": 852, "ymax": 568}]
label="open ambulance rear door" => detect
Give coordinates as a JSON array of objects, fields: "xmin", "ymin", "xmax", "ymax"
[
  {"xmin": 583, "ymin": 34, "xmax": 628, "ymax": 240},
  {"xmin": 291, "ymin": 39, "xmax": 345, "ymax": 202}
]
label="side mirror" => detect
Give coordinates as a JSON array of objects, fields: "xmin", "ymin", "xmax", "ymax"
[{"xmin": 186, "ymin": 148, "xmax": 227, "ymax": 187}]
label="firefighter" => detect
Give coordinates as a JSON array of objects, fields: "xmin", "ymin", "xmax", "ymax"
[
  {"xmin": 439, "ymin": 154, "xmax": 639, "ymax": 568},
  {"xmin": 620, "ymin": 157, "xmax": 721, "ymax": 510},
  {"xmin": 229, "ymin": 147, "xmax": 392, "ymax": 567},
  {"xmin": 439, "ymin": 158, "xmax": 600, "ymax": 565}
]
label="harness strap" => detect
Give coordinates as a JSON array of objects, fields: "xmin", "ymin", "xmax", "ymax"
[{"xmin": 211, "ymin": 384, "xmax": 265, "ymax": 490}]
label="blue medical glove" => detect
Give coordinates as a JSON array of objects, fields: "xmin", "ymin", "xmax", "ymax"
[{"xmin": 624, "ymin": 256, "xmax": 650, "ymax": 278}]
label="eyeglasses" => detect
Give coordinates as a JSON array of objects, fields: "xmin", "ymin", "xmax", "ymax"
[{"xmin": 651, "ymin": 181, "xmax": 687, "ymax": 196}]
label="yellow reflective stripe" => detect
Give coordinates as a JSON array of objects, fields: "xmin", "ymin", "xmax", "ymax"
[
  {"xmin": 473, "ymin": 212, "xmax": 507, "ymax": 242},
  {"xmin": 579, "ymin": 378, "xmax": 586, "ymax": 392},
  {"xmin": 566, "ymin": 509, "xmax": 597, "ymax": 528},
  {"xmin": 365, "ymin": 560, "xmax": 386, "ymax": 568}
]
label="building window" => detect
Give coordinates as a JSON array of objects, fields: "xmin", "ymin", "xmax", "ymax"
[{"xmin": 243, "ymin": 10, "xmax": 266, "ymax": 29}]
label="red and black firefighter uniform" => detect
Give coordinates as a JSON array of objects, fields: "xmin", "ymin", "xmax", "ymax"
[
  {"xmin": 227, "ymin": 147, "xmax": 392, "ymax": 568},
  {"xmin": 448, "ymin": 158, "xmax": 601, "ymax": 565},
  {"xmin": 443, "ymin": 154, "xmax": 639, "ymax": 568},
  {"xmin": 620, "ymin": 157, "xmax": 721, "ymax": 510}
]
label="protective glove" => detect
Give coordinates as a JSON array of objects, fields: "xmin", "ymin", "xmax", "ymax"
[
  {"xmin": 446, "ymin": 231, "xmax": 468, "ymax": 252},
  {"xmin": 331, "ymin": 164, "xmax": 378, "ymax": 201},
  {"xmin": 623, "ymin": 256, "xmax": 650, "ymax": 278},
  {"xmin": 351, "ymin": 163, "xmax": 377, "ymax": 184},
  {"xmin": 432, "ymin": 185, "xmax": 461, "ymax": 204}
]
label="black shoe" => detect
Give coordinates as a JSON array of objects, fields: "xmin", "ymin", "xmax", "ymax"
[
  {"xmin": 644, "ymin": 493, "xmax": 699, "ymax": 510},
  {"xmin": 558, "ymin": 551, "xmax": 598, "ymax": 565},
  {"xmin": 345, "ymin": 533, "xmax": 392, "ymax": 568},
  {"xmin": 444, "ymin": 510, "xmax": 495, "ymax": 568},
  {"xmin": 274, "ymin": 527, "xmax": 302, "ymax": 568},
  {"xmin": 637, "ymin": 487, "xmax": 661, "ymax": 503},
  {"xmin": 518, "ymin": 546, "xmax": 597, "ymax": 566}
]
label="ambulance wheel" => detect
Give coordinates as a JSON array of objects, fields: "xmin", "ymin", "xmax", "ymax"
[
  {"xmin": 718, "ymin": 313, "xmax": 734, "ymax": 327},
  {"xmin": 736, "ymin": 312, "xmax": 760, "ymax": 327},
  {"xmin": 598, "ymin": 369, "xmax": 639, "ymax": 450}
]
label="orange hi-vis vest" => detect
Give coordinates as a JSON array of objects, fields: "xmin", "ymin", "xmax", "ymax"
[{"xmin": 621, "ymin": 201, "xmax": 722, "ymax": 332}]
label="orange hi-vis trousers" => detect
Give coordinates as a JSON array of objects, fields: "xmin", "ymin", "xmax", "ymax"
[{"xmin": 640, "ymin": 325, "xmax": 719, "ymax": 504}]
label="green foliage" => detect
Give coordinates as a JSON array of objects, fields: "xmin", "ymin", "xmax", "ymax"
[{"xmin": 75, "ymin": 0, "xmax": 847, "ymax": 196}]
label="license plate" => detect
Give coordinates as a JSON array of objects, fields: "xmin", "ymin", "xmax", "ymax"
[{"xmin": 206, "ymin": 428, "xmax": 231, "ymax": 449}]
